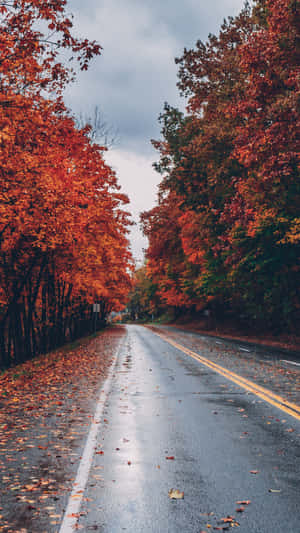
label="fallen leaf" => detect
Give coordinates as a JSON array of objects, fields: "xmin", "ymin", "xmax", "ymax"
[
  {"xmin": 220, "ymin": 517, "xmax": 235, "ymax": 523},
  {"xmin": 269, "ymin": 489, "xmax": 281, "ymax": 493},
  {"xmin": 168, "ymin": 488, "xmax": 184, "ymax": 499},
  {"xmin": 166, "ymin": 456, "xmax": 175, "ymax": 460},
  {"xmin": 250, "ymin": 470, "xmax": 259, "ymax": 474}
]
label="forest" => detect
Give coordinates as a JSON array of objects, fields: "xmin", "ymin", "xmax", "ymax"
[
  {"xmin": 130, "ymin": 0, "xmax": 300, "ymax": 333},
  {"xmin": 0, "ymin": 0, "xmax": 133, "ymax": 367},
  {"xmin": 1, "ymin": 0, "xmax": 299, "ymax": 370}
]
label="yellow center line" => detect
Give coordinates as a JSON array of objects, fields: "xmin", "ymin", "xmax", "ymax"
[{"xmin": 149, "ymin": 328, "xmax": 300, "ymax": 422}]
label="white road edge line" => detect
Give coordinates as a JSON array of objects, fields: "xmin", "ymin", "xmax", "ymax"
[
  {"xmin": 59, "ymin": 337, "xmax": 124, "ymax": 533},
  {"xmin": 239, "ymin": 347, "xmax": 250, "ymax": 352},
  {"xmin": 281, "ymin": 359, "xmax": 300, "ymax": 367}
]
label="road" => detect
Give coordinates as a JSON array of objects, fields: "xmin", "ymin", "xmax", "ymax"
[{"xmin": 61, "ymin": 325, "xmax": 300, "ymax": 533}]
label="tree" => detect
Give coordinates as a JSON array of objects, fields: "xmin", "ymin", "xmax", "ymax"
[
  {"xmin": 143, "ymin": 6, "xmax": 253, "ymax": 313},
  {"xmin": 76, "ymin": 106, "xmax": 119, "ymax": 148},
  {"xmin": 0, "ymin": 0, "xmax": 133, "ymax": 367},
  {"xmin": 221, "ymin": 0, "xmax": 300, "ymax": 327},
  {"xmin": 141, "ymin": 191, "xmax": 199, "ymax": 312},
  {"xmin": 0, "ymin": 0, "xmax": 101, "ymax": 100},
  {"xmin": 142, "ymin": 0, "xmax": 300, "ymax": 330},
  {"xmin": 126, "ymin": 265, "xmax": 160, "ymax": 321}
]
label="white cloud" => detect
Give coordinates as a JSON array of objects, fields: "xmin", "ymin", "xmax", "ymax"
[{"xmin": 105, "ymin": 147, "xmax": 161, "ymax": 263}]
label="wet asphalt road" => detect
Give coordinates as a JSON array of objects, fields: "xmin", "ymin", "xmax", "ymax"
[{"xmin": 76, "ymin": 325, "xmax": 300, "ymax": 532}]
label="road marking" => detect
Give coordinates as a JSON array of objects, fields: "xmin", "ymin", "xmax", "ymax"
[
  {"xmin": 281, "ymin": 360, "xmax": 300, "ymax": 367},
  {"xmin": 150, "ymin": 329, "xmax": 300, "ymax": 421},
  {"xmin": 59, "ymin": 338, "xmax": 124, "ymax": 533},
  {"xmin": 239, "ymin": 347, "xmax": 251, "ymax": 352}
]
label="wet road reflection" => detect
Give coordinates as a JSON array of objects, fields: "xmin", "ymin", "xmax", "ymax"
[{"xmin": 75, "ymin": 325, "xmax": 300, "ymax": 532}]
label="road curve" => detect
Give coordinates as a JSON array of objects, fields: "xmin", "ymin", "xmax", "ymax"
[{"xmin": 71, "ymin": 325, "xmax": 300, "ymax": 532}]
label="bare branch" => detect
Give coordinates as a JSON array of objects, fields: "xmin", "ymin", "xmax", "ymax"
[{"xmin": 76, "ymin": 106, "xmax": 119, "ymax": 149}]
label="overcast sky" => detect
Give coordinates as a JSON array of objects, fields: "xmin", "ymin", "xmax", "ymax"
[{"xmin": 65, "ymin": 0, "xmax": 245, "ymax": 264}]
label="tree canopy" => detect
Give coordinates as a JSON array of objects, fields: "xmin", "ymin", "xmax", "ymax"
[
  {"xmin": 141, "ymin": 0, "xmax": 300, "ymax": 331},
  {"xmin": 0, "ymin": 0, "xmax": 133, "ymax": 367}
]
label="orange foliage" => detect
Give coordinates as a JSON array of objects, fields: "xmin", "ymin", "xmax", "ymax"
[
  {"xmin": 142, "ymin": 0, "xmax": 299, "ymax": 329},
  {"xmin": 0, "ymin": 1, "xmax": 133, "ymax": 366}
]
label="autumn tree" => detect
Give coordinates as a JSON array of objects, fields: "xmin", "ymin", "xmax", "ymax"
[
  {"xmin": 0, "ymin": 0, "xmax": 133, "ymax": 367},
  {"xmin": 126, "ymin": 265, "xmax": 161, "ymax": 321},
  {"xmin": 222, "ymin": 0, "xmax": 300, "ymax": 327},
  {"xmin": 142, "ymin": 0, "xmax": 299, "ymax": 330},
  {"xmin": 76, "ymin": 106, "xmax": 119, "ymax": 148},
  {"xmin": 143, "ymin": 6, "xmax": 253, "ymax": 314},
  {"xmin": 141, "ymin": 190, "xmax": 201, "ymax": 315}
]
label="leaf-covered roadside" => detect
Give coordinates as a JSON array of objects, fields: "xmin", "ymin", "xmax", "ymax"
[{"xmin": 0, "ymin": 326, "xmax": 126, "ymax": 533}]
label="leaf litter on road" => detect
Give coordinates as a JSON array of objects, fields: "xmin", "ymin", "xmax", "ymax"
[
  {"xmin": 0, "ymin": 326, "xmax": 126, "ymax": 532},
  {"xmin": 168, "ymin": 488, "xmax": 184, "ymax": 499}
]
